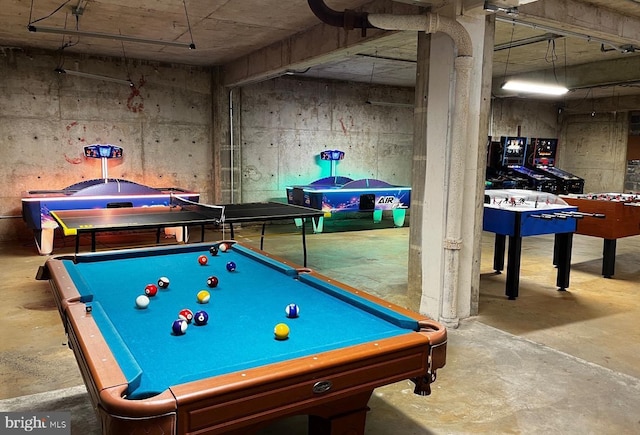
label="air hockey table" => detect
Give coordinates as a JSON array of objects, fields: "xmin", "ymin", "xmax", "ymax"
[
  {"xmin": 286, "ymin": 176, "xmax": 411, "ymax": 232},
  {"xmin": 483, "ymin": 189, "xmax": 579, "ymax": 299},
  {"xmin": 21, "ymin": 178, "xmax": 199, "ymax": 254}
]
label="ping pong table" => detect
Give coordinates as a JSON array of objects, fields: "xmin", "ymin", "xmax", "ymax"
[{"xmin": 50, "ymin": 201, "xmax": 324, "ymax": 266}]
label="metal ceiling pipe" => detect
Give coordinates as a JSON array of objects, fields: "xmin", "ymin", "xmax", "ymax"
[
  {"xmin": 306, "ymin": 0, "xmax": 374, "ymax": 31},
  {"xmin": 307, "ymin": 1, "xmax": 473, "ymax": 327}
]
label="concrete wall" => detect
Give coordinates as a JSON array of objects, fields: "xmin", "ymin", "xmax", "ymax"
[
  {"xmin": 558, "ymin": 112, "xmax": 629, "ymax": 193},
  {"xmin": 1, "ymin": 49, "xmax": 633, "ymax": 243},
  {"xmin": 490, "ymin": 98, "xmax": 560, "ymax": 140},
  {"xmin": 0, "ymin": 50, "xmax": 213, "ymax": 242},
  {"xmin": 237, "ymin": 77, "xmax": 414, "ymax": 203}
]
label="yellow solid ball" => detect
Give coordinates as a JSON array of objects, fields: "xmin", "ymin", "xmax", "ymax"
[
  {"xmin": 274, "ymin": 323, "xmax": 290, "ymax": 340},
  {"xmin": 196, "ymin": 290, "xmax": 210, "ymax": 304}
]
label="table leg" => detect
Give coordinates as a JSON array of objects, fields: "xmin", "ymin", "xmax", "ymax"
[
  {"xmin": 260, "ymin": 223, "xmax": 267, "ymax": 250},
  {"xmin": 493, "ymin": 234, "xmax": 506, "ymax": 273},
  {"xmin": 302, "ymin": 219, "xmax": 308, "ymax": 267},
  {"xmin": 554, "ymin": 232, "xmax": 573, "ymax": 290},
  {"xmin": 602, "ymin": 239, "xmax": 616, "ymax": 278},
  {"xmin": 91, "ymin": 233, "xmax": 96, "ymax": 252},
  {"xmin": 505, "ymin": 235, "xmax": 522, "ymax": 300},
  {"xmin": 75, "ymin": 235, "xmax": 80, "ymax": 254}
]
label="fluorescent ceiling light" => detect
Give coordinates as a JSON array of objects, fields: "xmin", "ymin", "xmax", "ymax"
[
  {"xmin": 501, "ymin": 80, "xmax": 569, "ymax": 96},
  {"xmin": 366, "ymin": 100, "xmax": 413, "ymax": 108},
  {"xmin": 55, "ymin": 68, "xmax": 134, "ymax": 87},
  {"xmin": 483, "ymin": 1, "xmax": 518, "ymax": 15},
  {"xmin": 29, "ymin": 25, "xmax": 195, "ymax": 49}
]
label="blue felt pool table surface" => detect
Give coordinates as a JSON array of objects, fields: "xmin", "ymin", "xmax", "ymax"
[{"xmin": 60, "ymin": 243, "xmax": 419, "ymax": 399}]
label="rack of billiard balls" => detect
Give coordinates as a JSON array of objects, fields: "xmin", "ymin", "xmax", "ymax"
[{"xmin": 133, "ymin": 246, "xmax": 298, "ymax": 340}]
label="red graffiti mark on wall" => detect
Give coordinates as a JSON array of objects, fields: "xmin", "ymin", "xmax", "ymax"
[
  {"xmin": 64, "ymin": 153, "xmax": 83, "ymax": 164},
  {"xmin": 127, "ymin": 75, "xmax": 147, "ymax": 113},
  {"xmin": 66, "ymin": 122, "xmax": 87, "ymax": 146},
  {"xmin": 339, "ymin": 118, "xmax": 348, "ymax": 135}
]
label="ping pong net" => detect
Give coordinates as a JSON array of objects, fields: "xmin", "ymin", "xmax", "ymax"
[{"xmin": 170, "ymin": 194, "xmax": 225, "ymax": 224}]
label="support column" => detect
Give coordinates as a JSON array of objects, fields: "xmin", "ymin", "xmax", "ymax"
[
  {"xmin": 409, "ymin": 11, "xmax": 490, "ymax": 324},
  {"xmin": 407, "ymin": 31, "xmax": 431, "ymax": 314}
]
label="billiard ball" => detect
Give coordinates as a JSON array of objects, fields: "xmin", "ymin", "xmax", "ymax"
[
  {"xmin": 179, "ymin": 308, "xmax": 194, "ymax": 323},
  {"xmin": 135, "ymin": 295, "xmax": 150, "ymax": 309},
  {"xmin": 209, "ymin": 246, "xmax": 218, "ymax": 256},
  {"xmin": 144, "ymin": 284, "xmax": 158, "ymax": 297},
  {"xmin": 194, "ymin": 310, "xmax": 209, "ymax": 326},
  {"xmin": 226, "ymin": 261, "xmax": 236, "ymax": 272},
  {"xmin": 198, "ymin": 255, "xmax": 208, "ymax": 266},
  {"xmin": 219, "ymin": 243, "xmax": 228, "ymax": 252},
  {"xmin": 172, "ymin": 319, "xmax": 188, "ymax": 335},
  {"xmin": 285, "ymin": 303, "xmax": 299, "ymax": 318},
  {"xmin": 274, "ymin": 323, "xmax": 290, "ymax": 340},
  {"xmin": 196, "ymin": 290, "xmax": 210, "ymax": 304},
  {"xmin": 157, "ymin": 277, "xmax": 170, "ymax": 288},
  {"xmin": 206, "ymin": 276, "xmax": 219, "ymax": 288}
]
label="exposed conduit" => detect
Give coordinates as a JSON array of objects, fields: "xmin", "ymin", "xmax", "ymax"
[{"xmin": 307, "ymin": 1, "xmax": 473, "ymax": 327}]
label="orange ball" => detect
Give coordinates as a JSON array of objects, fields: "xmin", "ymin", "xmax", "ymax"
[{"xmin": 198, "ymin": 255, "xmax": 208, "ymax": 265}]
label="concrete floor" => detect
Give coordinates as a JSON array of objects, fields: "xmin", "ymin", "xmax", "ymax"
[{"xmin": 1, "ymin": 218, "xmax": 640, "ymax": 434}]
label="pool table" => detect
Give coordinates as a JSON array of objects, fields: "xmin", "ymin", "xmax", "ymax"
[{"xmin": 38, "ymin": 242, "xmax": 446, "ymax": 435}]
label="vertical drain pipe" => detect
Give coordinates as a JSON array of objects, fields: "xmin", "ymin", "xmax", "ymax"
[
  {"xmin": 307, "ymin": 1, "xmax": 473, "ymax": 327},
  {"xmin": 229, "ymin": 88, "xmax": 234, "ymax": 204}
]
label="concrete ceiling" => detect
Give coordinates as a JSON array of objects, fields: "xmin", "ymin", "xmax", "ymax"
[{"xmin": 2, "ymin": 0, "xmax": 640, "ymax": 101}]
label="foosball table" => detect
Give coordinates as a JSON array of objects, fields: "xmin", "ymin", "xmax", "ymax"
[{"xmin": 562, "ymin": 193, "xmax": 640, "ymax": 278}]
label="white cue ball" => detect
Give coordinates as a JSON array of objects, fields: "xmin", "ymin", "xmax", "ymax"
[{"xmin": 135, "ymin": 295, "xmax": 150, "ymax": 309}]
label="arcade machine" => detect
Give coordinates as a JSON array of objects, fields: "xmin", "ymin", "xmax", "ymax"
[
  {"xmin": 525, "ymin": 138, "xmax": 584, "ymax": 194},
  {"xmin": 285, "ymin": 150, "xmax": 411, "ymax": 232},
  {"xmin": 500, "ymin": 136, "xmax": 557, "ymax": 193},
  {"xmin": 22, "ymin": 144, "xmax": 199, "ymax": 254},
  {"xmin": 485, "ymin": 138, "xmax": 529, "ymax": 190}
]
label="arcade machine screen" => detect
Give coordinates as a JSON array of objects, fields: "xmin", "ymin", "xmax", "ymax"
[
  {"xmin": 485, "ymin": 138, "xmax": 528, "ymax": 189},
  {"xmin": 530, "ymin": 138, "xmax": 556, "ymax": 166},
  {"xmin": 527, "ymin": 138, "xmax": 584, "ymax": 194},
  {"xmin": 501, "ymin": 136, "xmax": 557, "ymax": 193}
]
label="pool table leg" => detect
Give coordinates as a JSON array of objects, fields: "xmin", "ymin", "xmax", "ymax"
[{"xmin": 308, "ymin": 391, "xmax": 372, "ymax": 435}]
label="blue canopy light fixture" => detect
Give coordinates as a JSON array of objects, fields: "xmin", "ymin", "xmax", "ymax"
[
  {"xmin": 320, "ymin": 150, "xmax": 345, "ymax": 177},
  {"xmin": 84, "ymin": 144, "xmax": 123, "ymax": 181}
]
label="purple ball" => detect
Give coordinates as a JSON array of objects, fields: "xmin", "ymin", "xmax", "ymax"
[
  {"xmin": 194, "ymin": 310, "xmax": 209, "ymax": 326},
  {"xmin": 172, "ymin": 319, "xmax": 188, "ymax": 335}
]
